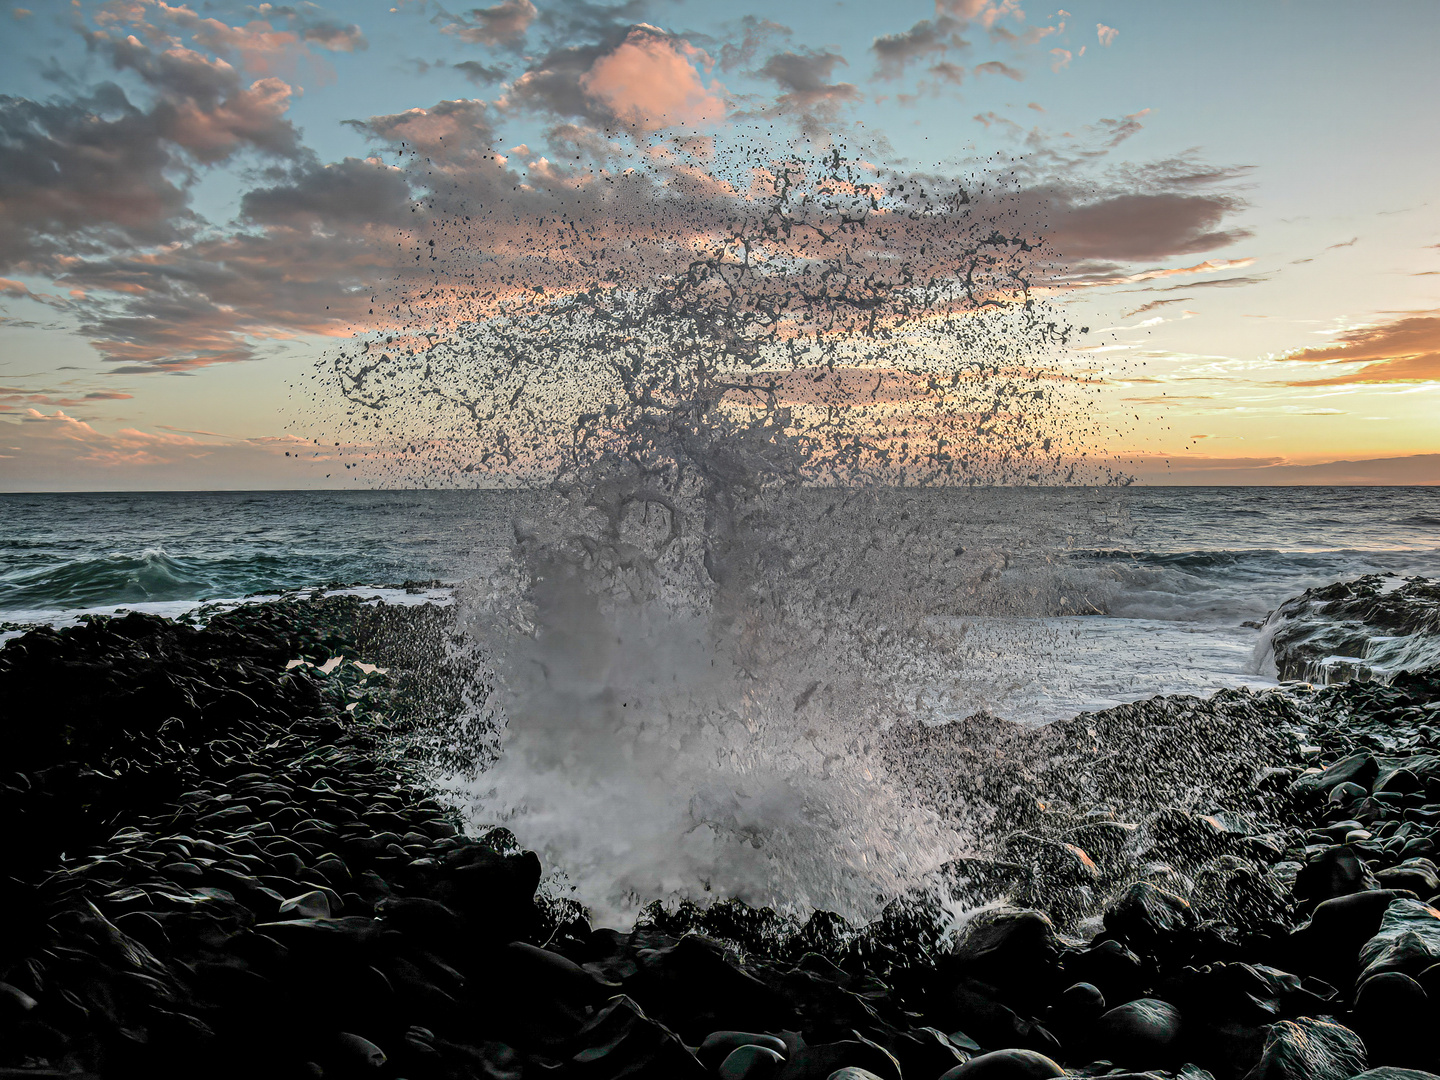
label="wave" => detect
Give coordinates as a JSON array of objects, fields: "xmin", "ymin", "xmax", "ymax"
[{"xmin": 0, "ymin": 547, "xmax": 384, "ymax": 613}]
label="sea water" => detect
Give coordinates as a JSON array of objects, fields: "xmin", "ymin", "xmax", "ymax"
[{"xmin": 3, "ymin": 485, "xmax": 1436, "ymax": 720}]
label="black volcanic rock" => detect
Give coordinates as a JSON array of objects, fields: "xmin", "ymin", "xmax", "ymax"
[
  {"xmin": 1287, "ymin": 889, "xmax": 1418, "ymax": 983},
  {"xmin": 1357, "ymin": 898, "xmax": 1440, "ymax": 982},
  {"xmin": 1062, "ymin": 938, "xmax": 1147, "ymax": 1008},
  {"xmin": 1353, "ymin": 971, "xmax": 1430, "ymax": 1069},
  {"xmin": 1089, "ymin": 998, "xmax": 1184, "ymax": 1068},
  {"xmin": 5, "ymin": 585, "xmax": 1440, "ymax": 1079},
  {"xmin": 1103, "ymin": 881, "xmax": 1197, "ymax": 958},
  {"xmin": 949, "ymin": 908, "xmax": 1062, "ymax": 1010},
  {"xmin": 1294, "ymin": 846, "xmax": 1378, "ymax": 908},
  {"xmin": 936, "ymin": 1048, "xmax": 1066, "ymax": 1079},
  {"xmin": 1239, "ymin": 1017, "xmax": 1366, "ymax": 1080}
]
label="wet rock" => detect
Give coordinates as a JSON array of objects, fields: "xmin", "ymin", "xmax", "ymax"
[
  {"xmin": 1136, "ymin": 809, "xmax": 1233, "ymax": 865},
  {"xmin": 774, "ymin": 1039, "xmax": 901, "ymax": 1080},
  {"xmin": 699, "ymin": 1031, "xmax": 790, "ymax": 1070},
  {"xmin": 936, "ymin": 1048, "xmax": 1066, "ymax": 1079},
  {"xmin": 1063, "ymin": 820, "xmax": 1138, "ymax": 873},
  {"xmin": 277, "ymin": 889, "xmax": 331, "ymax": 920},
  {"xmin": 1043, "ymin": 981, "xmax": 1105, "ymax": 1047},
  {"xmin": 885, "ymin": 1026, "xmax": 971, "ymax": 1078},
  {"xmin": 1062, "ymin": 939, "xmax": 1146, "ymax": 1008},
  {"xmin": 1103, "ymin": 881, "xmax": 1196, "ymax": 958},
  {"xmin": 633, "ymin": 935, "xmax": 793, "ymax": 1039},
  {"xmin": 1287, "ymin": 889, "xmax": 1418, "ymax": 983},
  {"xmin": 826, "ymin": 1070, "xmax": 886, "ymax": 1080},
  {"xmin": 1374, "ymin": 858, "xmax": 1440, "ymax": 896},
  {"xmin": 334, "ymin": 1031, "xmax": 386, "ymax": 1070},
  {"xmin": 1240, "ymin": 1017, "xmax": 1366, "ymax": 1080},
  {"xmin": 1191, "ymin": 857, "xmax": 1291, "ymax": 930},
  {"xmin": 562, "ymin": 995, "xmax": 708, "ymax": 1078},
  {"xmin": 943, "ymin": 979, "xmax": 1061, "ymax": 1058},
  {"xmin": 1358, "ymin": 898, "xmax": 1440, "ymax": 982},
  {"xmin": 1090, "ymin": 998, "xmax": 1183, "ymax": 1068},
  {"xmin": 0, "ymin": 980, "xmax": 39, "ymax": 1017},
  {"xmin": 950, "ymin": 908, "xmax": 1062, "ymax": 1010},
  {"xmin": 719, "ymin": 1043, "xmax": 787, "ymax": 1080},
  {"xmin": 1353, "ymin": 972, "xmax": 1428, "ymax": 1068},
  {"xmin": 1330, "ymin": 782, "xmax": 1368, "ymax": 806},
  {"xmin": 1292, "ymin": 753, "xmax": 1380, "ymax": 797},
  {"xmin": 1294, "ymin": 846, "xmax": 1378, "ymax": 908},
  {"xmin": 503, "ymin": 940, "xmax": 617, "ymax": 1008},
  {"xmin": 1376, "ymin": 767, "xmax": 1424, "ymax": 795}
]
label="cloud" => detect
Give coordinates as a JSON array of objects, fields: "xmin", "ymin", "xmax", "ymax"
[
  {"xmin": 0, "ymin": 385, "xmax": 134, "ymax": 414},
  {"xmin": 1044, "ymin": 191, "xmax": 1250, "ymax": 263},
  {"xmin": 1097, "ymin": 23, "xmax": 1118, "ymax": 46},
  {"xmin": 85, "ymin": 33, "xmax": 304, "ymax": 161},
  {"xmin": 454, "ymin": 59, "xmax": 510, "ymax": 84},
  {"xmin": 96, "ymin": 2, "xmax": 368, "ymax": 75},
  {"xmin": 505, "ymin": 25, "xmax": 724, "ymax": 131},
  {"xmin": 973, "ymin": 60, "xmax": 1024, "ymax": 80},
  {"xmin": 580, "ymin": 28, "xmax": 726, "ymax": 130},
  {"xmin": 0, "ymin": 88, "xmax": 195, "ymax": 272},
  {"xmin": 436, "ymin": 0, "xmax": 537, "ymax": 47},
  {"xmin": 1123, "ymin": 297, "xmax": 1193, "ymax": 318},
  {"xmin": 872, "ymin": 17, "xmax": 964, "ymax": 79},
  {"xmin": 1066, "ymin": 257, "xmax": 1255, "ymax": 289},
  {"xmin": 241, "ymin": 157, "xmax": 412, "ymax": 228},
  {"xmin": 1284, "ymin": 313, "xmax": 1440, "ymax": 385},
  {"xmin": 0, "ymin": 409, "xmax": 326, "ymax": 489},
  {"xmin": 718, "ymin": 16, "xmax": 791, "ymax": 73},
  {"xmin": 751, "ymin": 48, "xmax": 862, "ymax": 128},
  {"xmin": 1130, "ymin": 453, "xmax": 1440, "ymax": 486}
]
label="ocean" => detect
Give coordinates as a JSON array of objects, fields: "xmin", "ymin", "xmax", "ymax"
[{"xmin": 3, "ymin": 486, "xmax": 1437, "ymax": 726}]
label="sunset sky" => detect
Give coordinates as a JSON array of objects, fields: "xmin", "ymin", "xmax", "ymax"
[{"xmin": 1, "ymin": 0, "xmax": 1437, "ymax": 489}]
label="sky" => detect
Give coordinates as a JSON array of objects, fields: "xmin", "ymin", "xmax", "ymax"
[{"xmin": 0, "ymin": 0, "xmax": 1437, "ymax": 490}]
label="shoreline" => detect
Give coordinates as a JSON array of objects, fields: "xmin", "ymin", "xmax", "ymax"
[{"xmin": 1, "ymin": 589, "xmax": 1439, "ymax": 1077}]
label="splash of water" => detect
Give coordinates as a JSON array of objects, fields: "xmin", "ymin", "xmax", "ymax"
[{"xmin": 329, "ymin": 143, "xmax": 1124, "ymax": 924}]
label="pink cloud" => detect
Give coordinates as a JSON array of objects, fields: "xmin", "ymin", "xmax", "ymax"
[
  {"xmin": 1097, "ymin": 23, "xmax": 1119, "ymax": 46},
  {"xmin": 579, "ymin": 28, "xmax": 726, "ymax": 130},
  {"xmin": 162, "ymin": 76, "xmax": 296, "ymax": 162},
  {"xmin": 1284, "ymin": 313, "xmax": 1440, "ymax": 385}
]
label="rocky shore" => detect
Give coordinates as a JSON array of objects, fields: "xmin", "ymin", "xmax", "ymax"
[{"xmin": 3, "ymin": 581, "xmax": 1440, "ymax": 1079}]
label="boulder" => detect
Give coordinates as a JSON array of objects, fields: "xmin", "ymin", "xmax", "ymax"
[
  {"xmin": 1374, "ymin": 859, "xmax": 1440, "ymax": 897},
  {"xmin": 1103, "ymin": 882, "xmax": 1196, "ymax": 958},
  {"xmin": 775, "ymin": 1039, "xmax": 901, "ymax": 1080},
  {"xmin": 1062, "ymin": 939, "xmax": 1146, "ymax": 1007},
  {"xmin": 561, "ymin": 995, "xmax": 707, "ymax": 1078},
  {"xmin": 1287, "ymin": 889, "xmax": 1418, "ymax": 982},
  {"xmin": 1352, "ymin": 972, "xmax": 1428, "ymax": 1069},
  {"xmin": 936, "ymin": 1049, "xmax": 1066, "ymax": 1079},
  {"xmin": 699, "ymin": 1032, "xmax": 791, "ymax": 1071},
  {"xmin": 720, "ymin": 1044, "xmax": 787, "ymax": 1080},
  {"xmin": 1357, "ymin": 899, "xmax": 1440, "ymax": 983},
  {"xmin": 1294, "ymin": 847, "xmax": 1378, "ymax": 908},
  {"xmin": 1302, "ymin": 753, "xmax": 1381, "ymax": 794},
  {"xmin": 950, "ymin": 908, "xmax": 1062, "ymax": 1009},
  {"xmin": 1090, "ymin": 998, "xmax": 1184, "ymax": 1067},
  {"xmin": 1240, "ymin": 1017, "xmax": 1366, "ymax": 1080}
]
